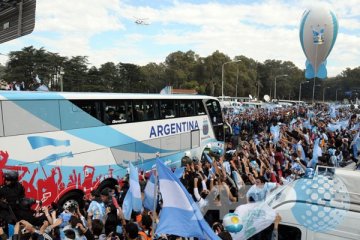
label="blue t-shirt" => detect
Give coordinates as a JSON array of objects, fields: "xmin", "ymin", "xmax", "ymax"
[
  {"xmin": 246, "ymin": 182, "xmax": 277, "ymax": 202},
  {"xmin": 87, "ymin": 200, "xmax": 106, "ymax": 220}
]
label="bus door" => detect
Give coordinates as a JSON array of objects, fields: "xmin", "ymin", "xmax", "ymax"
[{"xmin": 205, "ymin": 99, "xmax": 226, "ymax": 141}]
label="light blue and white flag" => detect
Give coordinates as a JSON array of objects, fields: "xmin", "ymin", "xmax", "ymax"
[
  {"xmin": 308, "ymin": 138, "xmax": 322, "ymax": 169},
  {"xmin": 270, "ymin": 125, "xmax": 280, "ymax": 143},
  {"xmin": 327, "ymin": 119, "xmax": 348, "ymax": 132},
  {"xmin": 155, "ymin": 159, "xmax": 220, "ymax": 240},
  {"xmin": 174, "ymin": 167, "xmax": 185, "ymax": 179},
  {"xmin": 351, "ymin": 132, "xmax": 360, "ymax": 159},
  {"xmin": 233, "ymin": 202, "xmax": 276, "ymax": 239},
  {"xmin": 204, "ymin": 152, "xmax": 213, "ymax": 164},
  {"xmin": 122, "ymin": 162, "xmax": 142, "ymax": 220},
  {"xmin": 143, "ymin": 173, "xmax": 156, "ymax": 211},
  {"xmin": 303, "ymin": 119, "xmax": 312, "ymax": 130},
  {"xmin": 329, "ymin": 106, "xmax": 336, "ymax": 118}
]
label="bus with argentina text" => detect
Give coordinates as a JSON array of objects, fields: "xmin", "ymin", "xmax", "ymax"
[{"xmin": 0, "ymin": 91, "xmax": 225, "ymax": 208}]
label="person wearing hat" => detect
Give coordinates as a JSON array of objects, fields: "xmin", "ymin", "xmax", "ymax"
[{"xmin": 0, "ymin": 170, "xmax": 25, "ymax": 222}]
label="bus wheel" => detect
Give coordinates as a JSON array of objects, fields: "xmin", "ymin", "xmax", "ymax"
[{"xmin": 58, "ymin": 191, "xmax": 84, "ymax": 211}]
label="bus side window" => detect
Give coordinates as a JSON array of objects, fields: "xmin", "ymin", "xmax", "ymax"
[
  {"xmin": 179, "ymin": 100, "xmax": 195, "ymax": 117},
  {"xmin": 160, "ymin": 100, "xmax": 177, "ymax": 119},
  {"xmin": 195, "ymin": 100, "xmax": 206, "ymax": 115},
  {"xmin": 103, "ymin": 100, "xmax": 131, "ymax": 124}
]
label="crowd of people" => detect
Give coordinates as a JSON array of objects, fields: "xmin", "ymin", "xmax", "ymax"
[{"xmin": 0, "ymin": 103, "xmax": 359, "ymax": 240}]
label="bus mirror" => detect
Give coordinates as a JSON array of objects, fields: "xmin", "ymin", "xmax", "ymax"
[{"xmin": 0, "ymin": 0, "xmax": 36, "ymax": 44}]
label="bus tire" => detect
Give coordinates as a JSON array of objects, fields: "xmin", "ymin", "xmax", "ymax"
[{"xmin": 57, "ymin": 191, "xmax": 84, "ymax": 211}]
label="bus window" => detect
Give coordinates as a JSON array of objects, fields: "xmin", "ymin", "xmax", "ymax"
[
  {"xmin": 3, "ymin": 100, "xmax": 61, "ymax": 136},
  {"xmin": 153, "ymin": 100, "xmax": 160, "ymax": 120},
  {"xmin": 103, "ymin": 100, "xmax": 131, "ymax": 124},
  {"xmin": 179, "ymin": 100, "xmax": 195, "ymax": 117},
  {"xmin": 160, "ymin": 99, "xmax": 177, "ymax": 119},
  {"xmin": 195, "ymin": 100, "xmax": 206, "ymax": 115},
  {"xmin": 206, "ymin": 99, "xmax": 223, "ymax": 125},
  {"xmin": 62, "ymin": 100, "xmax": 102, "ymax": 130},
  {"xmin": 72, "ymin": 100, "xmax": 99, "ymax": 119},
  {"xmin": 206, "ymin": 99, "xmax": 224, "ymax": 141},
  {"xmin": 133, "ymin": 100, "xmax": 156, "ymax": 121}
]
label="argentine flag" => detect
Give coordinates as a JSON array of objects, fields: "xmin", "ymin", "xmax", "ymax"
[
  {"xmin": 155, "ymin": 159, "xmax": 220, "ymax": 240},
  {"xmin": 143, "ymin": 173, "xmax": 156, "ymax": 211},
  {"xmin": 122, "ymin": 162, "xmax": 142, "ymax": 220},
  {"xmin": 270, "ymin": 125, "xmax": 280, "ymax": 143},
  {"xmin": 308, "ymin": 138, "xmax": 322, "ymax": 169},
  {"xmin": 329, "ymin": 106, "xmax": 336, "ymax": 119}
]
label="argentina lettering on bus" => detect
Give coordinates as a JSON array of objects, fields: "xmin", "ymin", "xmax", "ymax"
[{"xmin": 149, "ymin": 120, "xmax": 199, "ymax": 138}]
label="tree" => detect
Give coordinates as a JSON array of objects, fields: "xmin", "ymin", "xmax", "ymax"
[
  {"xmin": 139, "ymin": 62, "xmax": 166, "ymax": 93},
  {"xmin": 98, "ymin": 62, "xmax": 119, "ymax": 92},
  {"xmin": 117, "ymin": 63, "xmax": 142, "ymax": 93},
  {"xmin": 164, "ymin": 50, "xmax": 199, "ymax": 88},
  {"xmin": 62, "ymin": 56, "xmax": 88, "ymax": 92},
  {"xmin": 201, "ymin": 51, "xmax": 231, "ymax": 96}
]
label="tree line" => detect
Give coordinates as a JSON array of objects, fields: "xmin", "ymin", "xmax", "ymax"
[{"xmin": 0, "ymin": 46, "xmax": 359, "ymax": 101}]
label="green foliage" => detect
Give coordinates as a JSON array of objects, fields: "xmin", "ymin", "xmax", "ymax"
[{"xmin": 2, "ymin": 46, "xmax": 359, "ymax": 100}]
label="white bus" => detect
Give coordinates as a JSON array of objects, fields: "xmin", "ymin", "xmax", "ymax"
[{"xmin": 0, "ymin": 91, "xmax": 225, "ymax": 208}]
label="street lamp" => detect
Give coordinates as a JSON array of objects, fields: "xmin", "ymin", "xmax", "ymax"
[
  {"xmin": 235, "ymin": 66, "xmax": 239, "ymax": 98},
  {"xmin": 221, "ymin": 60, "xmax": 241, "ymax": 100},
  {"xmin": 336, "ymin": 88, "xmax": 342, "ymax": 102},
  {"xmin": 274, "ymin": 74, "xmax": 288, "ymax": 100},
  {"xmin": 299, "ymin": 81, "xmax": 309, "ymax": 102},
  {"xmin": 322, "ymin": 87, "xmax": 330, "ymax": 102},
  {"xmin": 59, "ymin": 67, "xmax": 64, "ymax": 92}
]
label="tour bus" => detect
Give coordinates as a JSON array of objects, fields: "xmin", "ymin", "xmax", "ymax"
[
  {"xmin": 266, "ymin": 166, "xmax": 360, "ymax": 240},
  {"xmin": 0, "ymin": 91, "xmax": 225, "ymax": 208}
]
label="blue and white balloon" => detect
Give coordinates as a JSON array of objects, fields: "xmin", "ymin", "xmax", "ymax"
[
  {"xmin": 299, "ymin": 7, "xmax": 339, "ymax": 79},
  {"xmin": 223, "ymin": 213, "xmax": 243, "ymax": 233}
]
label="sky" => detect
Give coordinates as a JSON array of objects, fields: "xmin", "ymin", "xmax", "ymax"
[{"xmin": 0, "ymin": 0, "xmax": 359, "ymax": 77}]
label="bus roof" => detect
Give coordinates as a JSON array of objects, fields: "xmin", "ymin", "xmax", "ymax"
[{"xmin": 0, "ymin": 91, "xmax": 218, "ymax": 101}]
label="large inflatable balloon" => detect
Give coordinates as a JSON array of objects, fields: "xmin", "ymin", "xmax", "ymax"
[{"xmin": 299, "ymin": 7, "xmax": 338, "ymax": 79}]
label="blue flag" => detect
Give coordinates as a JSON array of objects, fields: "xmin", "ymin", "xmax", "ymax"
[
  {"xmin": 122, "ymin": 162, "xmax": 142, "ymax": 220},
  {"xmin": 155, "ymin": 159, "xmax": 220, "ymax": 240},
  {"xmin": 174, "ymin": 167, "xmax": 185, "ymax": 179},
  {"xmin": 143, "ymin": 173, "xmax": 156, "ymax": 211},
  {"xmin": 270, "ymin": 125, "xmax": 280, "ymax": 143}
]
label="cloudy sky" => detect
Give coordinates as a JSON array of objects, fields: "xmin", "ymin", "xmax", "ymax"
[{"xmin": 0, "ymin": 0, "xmax": 359, "ymax": 77}]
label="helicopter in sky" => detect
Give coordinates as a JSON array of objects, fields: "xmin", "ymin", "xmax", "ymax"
[{"xmin": 134, "ymin": 17, "xmax": 150, "ymax": 25}]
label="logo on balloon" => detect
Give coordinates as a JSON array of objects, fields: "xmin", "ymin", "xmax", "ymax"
[{"xmin": 312, "ymin": 27, "xmax": 325, "ymax": 44}]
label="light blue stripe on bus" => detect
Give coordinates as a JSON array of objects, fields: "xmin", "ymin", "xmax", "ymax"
[{"xmin": 0, "ymin": 91, "xmax": 171, "ymax": 153}]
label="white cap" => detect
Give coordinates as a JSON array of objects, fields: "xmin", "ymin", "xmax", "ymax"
[{"xmin": 185, "ymin": 151, "xmax": 191, "ymax": 157}]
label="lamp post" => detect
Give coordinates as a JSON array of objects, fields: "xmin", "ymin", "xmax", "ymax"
[
  {"xmin": 274, "ymin": 74, "xmax": 288, "ymax": 100},
  {"xmin": 322, "ymin": 87, "xmax": 330, "ymax": 102},
  {"xmin": 235, "ymin": 66, "xmax": 239, "ymax": 98},
  {"xmin": 299, "ymin": 81, "xmax": 309, "ymax": 102},
  {"xmin": 336, "ymin": 88, "xmax": 342, "ymax": 102},
  {"xmin": 59, "ymin": 67, "xmax": 64, "ymax": 92},
  {"xmin": 222, "ymin": 60, "xmax": 241, "ymax": 100}
]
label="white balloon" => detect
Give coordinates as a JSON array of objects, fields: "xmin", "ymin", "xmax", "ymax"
[{"xmin": 299, "ymin": 7, "xmax": 338, "ymax": 79}]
